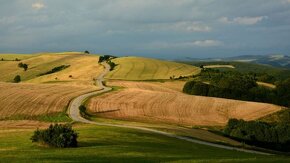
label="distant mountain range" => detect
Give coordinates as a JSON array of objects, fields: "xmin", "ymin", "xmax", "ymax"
[{"xmin": 188, "ymin": 54, "xmax": 290, "ymax": 69}]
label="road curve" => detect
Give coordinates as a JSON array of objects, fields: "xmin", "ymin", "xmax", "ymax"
[{"xmin": 68, "ymin": 62, "xmax": 272, "ymax": 156}]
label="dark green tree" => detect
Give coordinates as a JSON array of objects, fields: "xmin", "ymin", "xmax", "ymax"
[{"xmin": 13, "ymin": 75, "xmax": 21, "ymax": 83}]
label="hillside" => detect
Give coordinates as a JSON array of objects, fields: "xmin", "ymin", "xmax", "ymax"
[
  {"xmin": 0, "ymin": 82, "xmax": 97, "ymax": 120},
  {"xmin": 0, "ymin": 52, "xmax": 104, "ymax": 86},
  {"xmin": 185, "ymin": 61, "xmax": 290, "ymax": 81},
  {"xmin": 87, "ymin": 81, "xmax": 281, "ymax": 126},
  {"xmin": 105, "ymin": 56, "xmax": 200, "ymax": 80}
]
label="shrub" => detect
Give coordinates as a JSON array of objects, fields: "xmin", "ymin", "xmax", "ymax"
[
  {"xmin": 84, "ymin": 50, "xmax": 90, "ymax": 54},
  {"xmin": 31, "ymin": 124, "xmax": 78, "ymax": 148},
  {"xmin": 79, "ymin": 105, "xmax": 90, "ymax": 119},
  {"xmin": 13, "ymin": 75, "xmax": 21, "ymax": 83},
  {"xmin": 18, "ymin": 62, "xmax": 28, "ymax": 71}
]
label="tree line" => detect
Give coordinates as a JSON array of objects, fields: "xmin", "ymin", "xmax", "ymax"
[
  {"xmin": 224, "ymin": 119, "xmax": 290, "ymax": 151},
  {"xmin": 183, "ymin": 69, "xmax": 290, "ymax": 107}
]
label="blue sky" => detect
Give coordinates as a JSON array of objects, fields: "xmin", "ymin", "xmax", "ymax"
[{"xmin": 0, "ymin": 0, "xmax": 289, "ymax": 59}]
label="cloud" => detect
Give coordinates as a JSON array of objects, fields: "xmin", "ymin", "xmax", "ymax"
[
  {"xmin": 188, "ymin": 40, "xmax": 223, "ymax": 47},
  {"xmin": 219, "ymin": 16, "xmax": 268, "ymax": 25},
  {"xmin": 149, "ymin": 40, "xmax": 223, "ymax": 49},
  {"xmin": 32, "ymin": 2, "xmax": 45, "ymax": 10},
  {"xmin": 173, "ymin": 21, "xmax": 211, "ymax": 32}
]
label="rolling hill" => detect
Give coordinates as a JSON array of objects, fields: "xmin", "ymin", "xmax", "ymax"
[
  {"xmin": 105, "ymin": 56, "xmax": 200, "ymax": 80},
  {"xmin": 0, "ymin": 52, "xmax": 104, "ymax": 86},
  {"xmin": 0, "ymin": 82, "xmax": 97, "ymax": 120},
  {"xmin": 87, "ymin": 81, "xmax": 281, "ymax": 126}
]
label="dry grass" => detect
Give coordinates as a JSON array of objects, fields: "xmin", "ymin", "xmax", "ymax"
[
  {"xmin": 87, "ymin": 81, "xmax": 281, "ymax": 126},
  {"xmin": 0, "ymin": 53, "xmax": 104, "ymax": 86},
  {"xmin": 257, "ymin": 81, "xmax": 276, "ymax": 89},
  {"xmin": 204, "ymin": 65, "xmax": 235, "ymax": 69},
  {"xmin": 0, "ymin": 82, "xmax": 97, "ymax": 119},
  {"xmin": 105, "ymin": 57, "xmax": 200, "ymax": 80}
]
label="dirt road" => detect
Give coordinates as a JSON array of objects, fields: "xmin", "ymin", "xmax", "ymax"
[{"xmin": 68, "ymin": 62, "xmax": 272, "ymax": 155}]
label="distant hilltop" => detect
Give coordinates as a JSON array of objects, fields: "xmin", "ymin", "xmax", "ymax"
[{"xmin": 186, "ymin": 54, "xmax": 290, "ymax": 69}]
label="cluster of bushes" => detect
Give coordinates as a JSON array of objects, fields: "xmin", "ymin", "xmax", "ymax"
[
  {"xmin": 224, "ymin": 119, "xmax": 290, "ymax": 151},
  {"xmin": 18, "ymin": 62, "xmax": 28, "ymax": 71},
  {"xmin": 31, "ymin": 124, "xmax": 78, "ymax": 148},
  {"xmin": 39, "ymin": 65, "xmax": 70, "ymax": 76},
  {"xmin": 183, "ymin": 69, "xmax": 290, "ymax": 107},
  {"xmin": 98, "ymin": 55, "xmax": 117, "ymax": 63},
  {"xmin": 107, "ymin": 60, "xmax": 117, "ymax": 71}
]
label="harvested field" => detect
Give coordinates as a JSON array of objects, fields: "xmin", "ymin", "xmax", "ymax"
[
  {"xmin": 204, "ymin": 65, "xmax": 235, "ymax": 69},
  {"xmin": 105, "ymin": 57, "xmax": 200, "ymax": 80},
  {"xmin": 0, "ymin": 82, "xmax": 97, "ymax": 120},
  {"xmin": 87, "ymin": 81, "xmax": 281, "ymax": 126},
  {"xmin": 0, "ymin": 53, "xmax": 103, "ymax": 86},
  {"xmin": 257, "ymin": 81, "xmax": 276, "ymax": 89}
]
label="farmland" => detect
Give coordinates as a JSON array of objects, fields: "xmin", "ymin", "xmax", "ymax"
[
  {"xmin": 0, "ymin": 82, "xmax": 97, "ymax": 120},
  {"xmin": 0, "ymin": 52, "xmax": 103, "ymax": 86},
  {"xmin": 87, "ymin": 81, "xmax": 281, "ymax": 126},
  {"xmin": 105, "ymin": 56, "xmax": 200, "ymax": 80}
]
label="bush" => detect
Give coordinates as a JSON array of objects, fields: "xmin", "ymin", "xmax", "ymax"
[
  {"xmin": 13, "ymin": 75, "xmax": 21, "ymax": 83},
  {"xmin": 18, "ymin": 62, "xmax": 28, "ymax": 71},
  {"xmin": 107, "ymin": 60, "xmax": 117, "ymax": 71},
  {"xmin": 31, "ymin": 124, "xmax": 78, "ymax": 148}
]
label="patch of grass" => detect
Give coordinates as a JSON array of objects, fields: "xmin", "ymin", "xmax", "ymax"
[
  {"xmin": 1, "ymin": 124, "xmax": 290, "ymax": 162},
  {"xmin": 0, "ymin": 112, "xmax": 72, "ymax": 123},
  {"xmin": 259, "ymin": 109, "xmax": 290, "ymax": 124}
]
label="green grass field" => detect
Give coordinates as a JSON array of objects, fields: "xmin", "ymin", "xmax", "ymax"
[
  {"xmin": 1, "ymin": 123, "xmax": 289, "ymax": 162},
  {"xmin": 105, "ymin": 57, "xmax": 200, "ymax": 80}
]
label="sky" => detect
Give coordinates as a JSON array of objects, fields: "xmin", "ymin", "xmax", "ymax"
[{"xmin": 0, "ymin": 0, "xmax": 290, "ymax": 59}]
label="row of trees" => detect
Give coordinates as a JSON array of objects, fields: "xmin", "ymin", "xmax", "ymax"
[
  {"xmin": 183, "ymin": 69, "xmax": 290, "ymax": 107},
  {"xmin": 39, "ymin": 65, "xmax": 70, "ymax": 76},
  {"xmin": 224, "ymin": 119, "xmax": 290, "ymax": 151}
]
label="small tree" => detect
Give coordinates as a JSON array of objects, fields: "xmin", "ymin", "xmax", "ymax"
[
  {"xmin": 13, "ymin": 75, "xmax": 21, "ymax": 83},
  {"xmin": 84, "ymin": 51, "xmax": 90, "ymax": 54},
  {"xmin": 18, "ymin": 62, "xmax": 28, "ymax": 71},
  {"xmin": 31, "ymin": 124, "xmax": 78, "ymax": 148},
  {"xmin": 23, "ymin": 64, "xmax": 28, "ymax": 71}
]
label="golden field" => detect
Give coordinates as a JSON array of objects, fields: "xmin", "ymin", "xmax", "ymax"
[
  {"xmin": 0, "ymin": 82, "xmax": 97, "ymax": 120},
  {"xmin": 87, "ymin": 81, "xmax": 281, "ymax": 126}
]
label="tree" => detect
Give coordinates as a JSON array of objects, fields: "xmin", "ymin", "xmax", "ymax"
[
  {"xmin": 23, "ymin": 64, "xmax": 28, "ymax": 71},
  {"xmin": 18, "ymin": 62, "xmax": 28, "ymax": 71},
  {"xmin": 13, "ymin": 75, "xmax": 21, "ymax": 83},
  {"xmin": 84, "ymin": 50, "xmax": 90, "ymax": 54},
  {"xmin": 31, "ymin": 124, "xmax": 78, "ymax": 148}
]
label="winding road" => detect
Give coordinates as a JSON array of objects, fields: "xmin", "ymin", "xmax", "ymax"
[{"xmin": 68, "ymin": 62, "xmax": 272, "ymax": 156}]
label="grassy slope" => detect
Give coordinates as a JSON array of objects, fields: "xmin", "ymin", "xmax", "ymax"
[
  {"xmin": 105, "ymin": 57, "xmax": 200, "ymax": 80},
  {"xmin": 1, "ymin": 124, "xmax": 289, "ymax": 162},
  {"xmin": 0, "ymin": 52, "xmax": 103, "ymax": 85}
]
